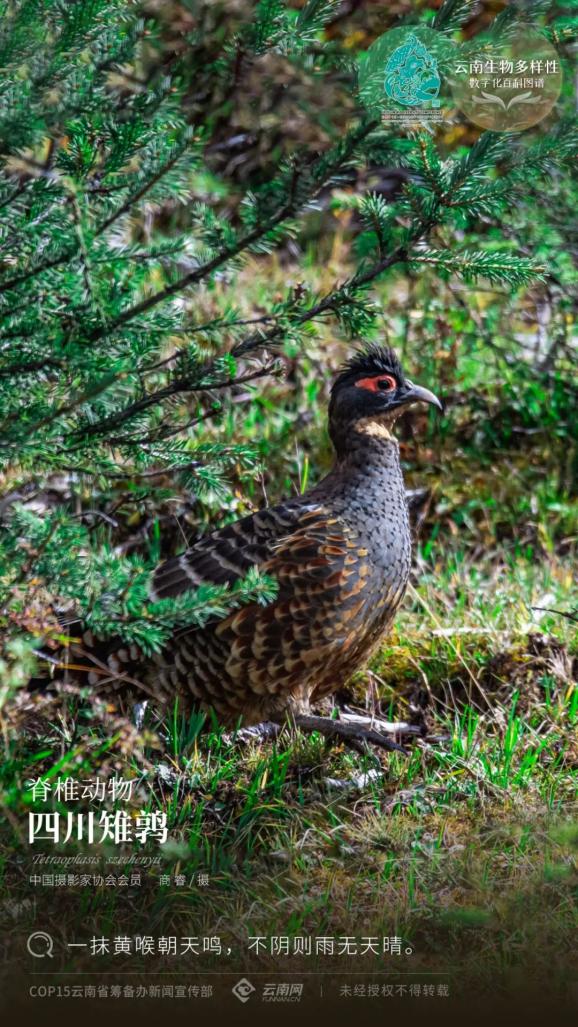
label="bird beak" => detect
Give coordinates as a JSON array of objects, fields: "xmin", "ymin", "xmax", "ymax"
[{"xmin": 401, "ymin": 380, "xmax": 443, "ymax": 413}]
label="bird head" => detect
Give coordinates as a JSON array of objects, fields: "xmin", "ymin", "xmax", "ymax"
[{"xmin": 328, "ymin": 344, "xmax": 442, "ymax": 454}]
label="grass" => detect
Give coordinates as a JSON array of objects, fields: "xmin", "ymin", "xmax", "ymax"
[{"xmin": 1, "ymin": 542, "xmax": 576, "ymax": 1003}]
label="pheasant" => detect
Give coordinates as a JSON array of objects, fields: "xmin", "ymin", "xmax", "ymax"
[{"xmin": 77, "ymin": 346, "xmax": 442, "ymax": 750}]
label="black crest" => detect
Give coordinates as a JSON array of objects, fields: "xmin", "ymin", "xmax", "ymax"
[{"xmin": 332, "ymin": 344, "xmax": 404, "ymax": 391}]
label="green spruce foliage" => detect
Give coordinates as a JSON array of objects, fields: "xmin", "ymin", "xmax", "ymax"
[{"xmin": 0, "ymin": 0, "xmax": 576, "ymax": 678}]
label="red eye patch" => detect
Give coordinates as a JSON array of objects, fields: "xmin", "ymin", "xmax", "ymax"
[{"xmin": 354, "ymin": 374, "xmax": 397, "ymax": 393}]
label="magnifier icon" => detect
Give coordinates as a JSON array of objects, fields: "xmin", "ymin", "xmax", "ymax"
[{"xmin": 27, "ymin": 932, "xmax": 54, "ymax": 958}]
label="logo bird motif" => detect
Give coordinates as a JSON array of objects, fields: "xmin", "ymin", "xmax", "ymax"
[{"xmin": 384, "ymin": 34, "xmax": 441, "ymax": 108}]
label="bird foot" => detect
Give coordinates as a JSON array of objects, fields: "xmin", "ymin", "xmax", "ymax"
[
  {"xmin": 227, "ymin": 712, "xmax": 419, "ymax": 755},
  {"xmin": 232, "ymin": 721, "xmax": 282, "ymax": 744},
  {"xmin": 287, "ymin": 712, "xmax": 415, "ymax": 755},
  {"xmin": 339, "ymin": 710, "xmax": 422, "ymax": 737},
  {"xmin": 132, "ymin": 700, "xmax": 149, "ymax": 730}
]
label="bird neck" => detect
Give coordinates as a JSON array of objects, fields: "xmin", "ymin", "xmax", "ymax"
[
  {"xmin": 338, "ymin": 425, "xmax": 402, "ymax": 478},
  {"xmin": 316, "ymin": 421, "xmax": 406, "ymax": 500}
]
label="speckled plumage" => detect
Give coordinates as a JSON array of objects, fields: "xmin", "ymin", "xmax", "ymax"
[
  {"xmin": 79, "ymin": 346, "xmax": 441, "ymax": 726},
  {"xmin": 143, "ymin": 428, "xmax": 411, "ymax": 724}
]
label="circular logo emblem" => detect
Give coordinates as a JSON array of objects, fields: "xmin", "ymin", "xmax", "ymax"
[
  {"xmin": 358, "ymin": 26, "xmax": 455, "ymax": 127},
  {"xmin": 383, "ymin": 33, "xmax": 441, "ymax": 109}
]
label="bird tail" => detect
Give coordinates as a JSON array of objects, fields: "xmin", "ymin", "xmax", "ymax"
[{"xmin": 29, "ymin": 624, "xmax": 152, "ymax": 701}]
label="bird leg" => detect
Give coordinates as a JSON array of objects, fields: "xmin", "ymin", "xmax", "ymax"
[{"xmin": 285, "ymin": 711, "xmax": 413, "ymax": 755}]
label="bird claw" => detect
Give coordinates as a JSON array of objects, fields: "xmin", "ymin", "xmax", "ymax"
[
  {"xmin": 287, "ymin": 712, "xmax": 412, "ymax": 755},
  {"xmin": 232, "ymin": 721, "xmax": 282, "ymax": 744},
  {"xmin": 228, "ymin": 712, "xmax": 419, "ymax": 756},
  {"xmin": 339, "ymin": 710, "xmax": 421, "ymax": 737}
]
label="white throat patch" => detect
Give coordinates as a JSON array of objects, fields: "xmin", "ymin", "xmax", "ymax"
[{"xmin": 355, "ymin": 416, "xmax": 395, "ymax": 441}]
